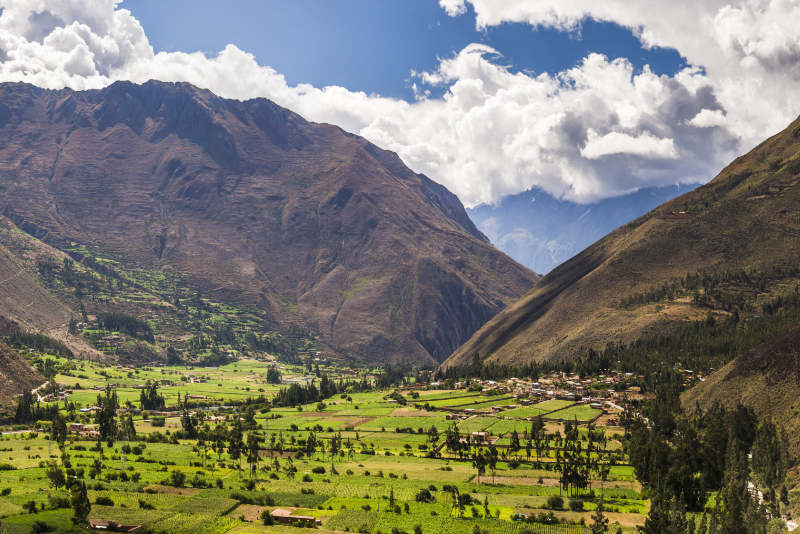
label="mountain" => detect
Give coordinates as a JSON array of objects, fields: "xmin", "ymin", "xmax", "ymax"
[
  {"xmin": 468, "ymin": 184, "xmax": 699, "ymax": 274},
  {"xmin": 444, "ymin": 114, "xmax": 800, "ymax": 369},
  {"xmin": 0, "ymin": 81, "xmax": 537, "ymax": 365},
  {"xmin": 0, "ymin": 316, "xmax": 43, "ymax": 409}
]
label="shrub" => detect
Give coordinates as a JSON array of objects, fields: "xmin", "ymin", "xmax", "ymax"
[
  {"xmin": 138, "ymin": 499, "xmax": 154, "ymax": 510},
  {"xmin": 568, "ymin": 498, "xmax": 584, "ymax": 511},
  {"xmin": 261, "ymin": 510, "xmax": 274, "ymax": 525},
  {"xmin": 95, "ymin": 496, "xmax": 114, "ymax": 506},
  {"xmin": 415, "ymin": 488, "xmax": 435, "ymax": 503},
  {"xmin": 546, "ymin": 495, "xmax": 564, "ymax": 510},
  {"xmin": 168, "ymin": 470, "xmax": 186, "ymax": 487},
  {"xmin": 312, "ymin": 466, "xmax": 326, "ymax": 474},
  {"xmin": 31, "ymin": 521, "xmax": 51, "ymax": 533}
]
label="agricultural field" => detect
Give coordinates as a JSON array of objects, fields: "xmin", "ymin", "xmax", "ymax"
[{"xmin": 0, "ymin": 357, "xmax": 647, "ymax": 534}]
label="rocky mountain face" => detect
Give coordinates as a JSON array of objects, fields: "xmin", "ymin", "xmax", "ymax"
[
  {"xmin": 444, "ymin": 114, "xmax": 800, "ymax": 368},
  {"xmin": 0, "ymin": 81, "xmax": 537, "ymax": 364}
]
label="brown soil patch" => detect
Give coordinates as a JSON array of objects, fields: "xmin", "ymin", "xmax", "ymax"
[
  {"xmin": 390, "ymin": 408, "xmax": 438, "ymax": 417},
  {"xmin": 228, "ymin": 504, "xmax": 266, "ymax": 521},
  {"xmin": 519, "ymin": 509, "xmax": 645, "ymax": 528}
]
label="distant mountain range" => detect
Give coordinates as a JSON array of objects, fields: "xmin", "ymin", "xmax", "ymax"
[
  {"xmin": 0, "ymin": 80, "xmax": 537, "ymax": 365},
  {"xmin": 468, "ymin": 184, "xmax": 700, "ymax": 274}
]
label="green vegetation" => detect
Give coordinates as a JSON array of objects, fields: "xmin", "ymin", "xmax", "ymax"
[{"xmin": 0, "ymin": 354, "xmax": 646, "ymax": 534}]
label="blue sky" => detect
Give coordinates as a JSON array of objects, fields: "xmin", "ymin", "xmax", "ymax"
[{"xmin": 123, "ymin": 0, "xmax": 687, "ymax": 101}]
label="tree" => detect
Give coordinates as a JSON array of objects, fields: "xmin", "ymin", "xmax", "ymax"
[
  {"xmin": 95, "ymin": 385, "xmax": 118, "ymax": 443},
  {"xmin": 181, "ymin": 407, "xmax": 197, "ymax": 439},
  {"xmin": 139, "ymin": 383, "xmax": 166, "ymax": 411},
  {"xmin": 119, "ymin": 414, "xmax": 136, "ymax": 441},
  {"xmin": 46, "ymin": 461, "xmax": 66, "ymax": 489},
  {"xmin": 590, "ymin": 498, "xmax": 609, "ymax": 534},
  {"xmin": 70, "ymin": 481, "xmax": 91, "ymax": 525},
  {"xmin": 246, "ymin": 432, "xmax": 261, "ymax": 477},
  {"xmin": 229, "ymin": 420, "xmax": 244, "ymax": 472},
  {"xmin": 751, "ymin": 420, "xmax": 788, "ymax": 493},
  {"xmin": 14, "ymin": 390, "xmax": 35, "ymax": 424},
  {"xmin": 266, "ymin": 367, "xmax": 281, "ymax": 385},
  {"xmin": 509, "ymin": 430, "xmax": 521, "ymax": 455},
  {"xmin": 51, "ymin": 413, "xmax": 67, "ymax": 446}
]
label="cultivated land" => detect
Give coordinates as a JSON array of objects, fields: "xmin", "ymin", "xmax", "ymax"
[{"xmin": 0, "ymin": 352, "xmax": 646, "ymax": 534}]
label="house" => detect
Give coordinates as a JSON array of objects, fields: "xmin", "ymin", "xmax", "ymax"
[
  {"xmin": 470, "ymin": 431, "xmax": 489, "ymax": 444},
  {"xmin": 88, "ymin": 519, "xmax": 142, "ymax": 532},
  {"xmin": 270, "ymin": 508, "xmax": 320, "ymax": 527}
]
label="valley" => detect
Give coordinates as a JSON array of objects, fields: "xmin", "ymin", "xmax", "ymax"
[{"xmin": 0, "ymin": 346, "xmax": 648, "ymax": 534}]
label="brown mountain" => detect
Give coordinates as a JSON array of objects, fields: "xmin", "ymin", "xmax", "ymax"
[
  {"xmin": 444, "ymin": 114, "xmax": 800, "ymax": 368},
  {"xmin": 0, "ymin": 316, "xmax": 43, "ymax": 409},
  {"xmin": 0, "ymin": 80, "xmax": 537, "ymax": 364}
]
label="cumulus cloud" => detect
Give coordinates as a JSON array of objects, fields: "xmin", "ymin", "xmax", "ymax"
[
  {"xmin": 439, "ymin": 0, "xmax": 800, "ymax": 151},
  {"xmin": 0, "ymin": 0, "xmax": 793, "ymax": 206},
  {"xmin": 581, "ymin": 130, "xmax": 679, "ymax": 160}
]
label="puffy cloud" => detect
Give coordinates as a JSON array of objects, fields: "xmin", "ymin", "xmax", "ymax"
[
  {"xmin": 0, "ymin": 0, "xmax": 792, "ymax": 206},
  {"xmin": 581, "ymin": 131, "xmax": 679, "ymax": 160},
  {"xmin": 438, "ymin": 0, "xmax": 800, "ymax": 150}
]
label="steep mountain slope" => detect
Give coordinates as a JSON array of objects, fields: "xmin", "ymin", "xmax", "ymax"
[
  {"xmin": 0, "ymin": 316, "xmax": 43, "ymax": 408},
  {"xmin": 683, "ymin": 327, "xmax": 800, "ymax": 455},
  {"xmin": 444, "ymin": 114, "xmax": 800, "ymax": 368},
  {"xmin": 468, "ymin": 184, "xmax": 699, "ymax": 274},
  {"xmin": 0, "ymin": 81, "xmax": 537, "ymax": 364}
]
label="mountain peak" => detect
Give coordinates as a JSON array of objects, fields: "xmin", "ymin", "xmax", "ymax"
[{"xmin": 0, "ymin": 80, "xmax": 536, "ymax": 363}]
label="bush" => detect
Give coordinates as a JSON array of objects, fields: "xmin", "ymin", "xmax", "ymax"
[
  {"xmin": 546, "ymin": 495, "xmax": 564, "ymax": 510},
  {"xmin": 312, "ymin": 466, "xmax": 326, "ymax": 474},
  {"xmin": 568, "ymin": 498, "xmax": 584, "ymax": 511},
  {"xmin": 261, "ymin": 510, "xmax": 274, "ymax": 525},
  {"xmin": 415, "ymin": 488, "xmax": 435, "ymax": 503},
  {"xmin": 168, "ymin": 470, "xmax": 186, "ymax": 487},
  {"xmin": 138, "ymin": 499, "xmax": 154, "ymax": 510},
  {"xmin": 31, "ymin": 521, "xmax": 52, "ymax": 533},
  {"xmin": 95, "ymin": 496, "xmax": 114, "ymax": 506}
]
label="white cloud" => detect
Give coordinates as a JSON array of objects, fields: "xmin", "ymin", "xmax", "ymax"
[
  {"xmin": 581, "ymin": 130, "xmax": 679, "ymax": 160},
  {"xmin": 687, "ymin": 109, "xmax": 728, "ymax": 128},
  {"xmin": 0, "ymin": 0, "xmax": 794, "ymax": 206},
  {"xmin": 438, "ymin": 0, "xmax": 800, "ymax": 150}
]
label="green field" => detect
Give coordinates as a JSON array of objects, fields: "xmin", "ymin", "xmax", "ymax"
[{"xmin": 0, "ymin": 354, "xmax": 647, "ymax": 534}]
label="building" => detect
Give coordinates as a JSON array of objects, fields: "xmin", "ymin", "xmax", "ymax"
[
  {"xmin": 88, "ymin": 519, "xmax": 142, "ymax": 532},
  {"xmin": 270, "ymin": 508, "xmax": 320, "ymax": 527}
]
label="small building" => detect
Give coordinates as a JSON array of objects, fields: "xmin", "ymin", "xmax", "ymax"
[
  {"xmin": 270, "ymin": 508, "xmax": 320, "ymax": 527},
  {"xmin": 88, "ymin": 519, "xmax": 142, "ymax": 532},
  {"xmin": 470, "ymin": 431, "xmax": 489, "ymax": 444}
]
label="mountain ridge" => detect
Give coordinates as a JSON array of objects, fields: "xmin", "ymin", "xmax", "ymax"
[
  {"xmin": 444, "ymin": 113, "xmax": 800, "ymax": 368},
  {"xmin": 0, "ymin": 80, "xmax": 538, "ymax": 364}
]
